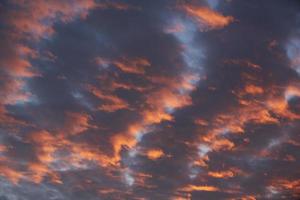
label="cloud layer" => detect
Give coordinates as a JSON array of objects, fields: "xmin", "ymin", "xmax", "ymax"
[{"xmin": 0, "ymin": 0, "xmax": 300, "ymax": 199}]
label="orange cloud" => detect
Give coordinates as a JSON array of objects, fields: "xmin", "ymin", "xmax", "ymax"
[
  {"xmin": 180, "ymin": 184, "xmax": 220, "ymax": 192},
  {"xmin": 0, "ymin": 0, "xmax": 136, "ymax": 113},
  {"xmin": 285, "ymin": 85, "xmax": 300, "ymax": 100},
  {"xmin": 211, "ymin": 138, "xmax": 235, "ymax": 151},
  {"xmin": 207, "ymin": 102, "xmax": 278, "ymax": 136},
  {"xmin": 146, "ymin": 149, "xmax": 164, "ymax": 160},
  {"xmin": 7, "ymin": 0, "xmax": 98, "ymax": 40},
  {"xmin": 113, "ymin": 57, "xmax": 151, "ymax": 75},
  {"xmin": 0, "ymin": 165, "xmax": 23, "ymax": 184},
  {"xmin": 22, "ymin": 129, "xmax": 114, "ymax": 185},
  {"xmin": 1, "ymin": 55, "xmax": 36, "ymax": 77},
  {"xmin": 192, "ymin": 81, "xmax": 300, "ymax": 177},
  {"xmin": 142, "ymin": 109, "xmax": 173, "ymax": 124},
  {"xmin": 0, "ymin": 105, "xmax": 28, "ymax": 130},
  {"xmin": 244, "ymin": 85, "xmax": 264, "ymax": 95},
  {"xmin": 111, "ymin": 81, "xmax": 147, "ymax": 92},
  {"xmin": 214, "ymin": 169, "xmax": 249, "ymax": 180},
  {"xmin": 87, "ymin": 84, "xmax": 129, "ymax": 112},
  {"xmin": 95, "ymin": 57, "xmax": 151, "ymax": 75},
  {"xmin": 142, "ymin": 74, "xmax": 198, "ymax": 124},
  {"xmin": 61, "ymin": 112, "xmax": 93, "ymax": 135},
  {"xmin": 27, "ymin": 128, "xmax": 110, "ymax": 183},
  {"xmin": 208, "ymin": 170, "xmax": 234, "ymax": 178},
  {"xmin": 92, "ymin": 70, "xmax": 148, "ymax": 93},
  {"xmin": 29, "ymin": 130, "xmax": 63, "ymax": 164},
  {"xmin": 1, "ymin": 0, "xmax": 134, "ymax": 88},
  {"xmin": 0, "ymin": 0, "xmax": 135, "ymax": 106},
  {"xmin": 0, "ymin": 145, "xmax": 7, "ymax": 153},
  {"xmin": 146, "ymin": 88, "xmax": 192, "ymax": 110},
  {"xmin": 0, "ymin": 74, "xmax": 32, "ymax": 105},
  {"xmin": 26, "ymin": 130, "xmax": 115, "ymax": 184},
  {"xmin": 224, "ymin": 59, "xmax": 261, "ymax": 69},
  {"xmin": 110, "ymin": 73, "xmax": 199, "ymax": 164},
  {"xmin": 141, "ymin": 85, "xmax": 193, "ymax": 124},
  {"xmin": 192, "ymin": 84, "xmax": 299, "ymax": 170},
  {"xmin": 27, "ymin": 162, "xmax": 62, "ymax": 184},
  {"xmin": 241, "ymin": 195, "xmax": 257, "ymax": 200},
  {"xmin": 0, "ymin": 0, "xmax": 101, "ymax": 128},
  {"xmin": 98, "ymin": 188, "xmax": 117, "ymax": 195},
  {"xmin": 181, "ymin": 5, "xmax": 234, "ymax": 31},
  {"xmin": 194, "ymin": 118, "xmax": 208, "ymax": 126},
  {"xmin": 110, "ymin": 124, "xmax": 143, "ymax": 165},
  {"xmin": 270, "ymin": 179, "xmax": 300, "ymax": 194},
  {"xmin": 69, "ymin": 142, "xmax": 115, "ymax": 167},
  {"xmin": 267, "ymin": 97, "xmax": 300, "ymax": 120}
]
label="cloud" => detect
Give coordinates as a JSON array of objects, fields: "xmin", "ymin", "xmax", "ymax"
[
  {"xmin": 146, "ymin": 149, "xmax": 164, "ymax": 160},
  {"xmin": 86, "ymin": 84, "xmax": 130, "ymax": 112},
  {"xmin": 0, "ymin": 0, "xmax": 300, "ymax": 199},
  {"xmin": 180, "ymin": 4, "xmax": 234, "ymax": 31},
  {"xmin": 180, "ymin": 184, "xmax": 220, "ymax": 192}
]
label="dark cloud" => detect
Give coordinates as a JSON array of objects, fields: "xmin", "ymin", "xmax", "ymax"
[{"xmin": 0, "ymin": 0, "xmax": 300, "ymax": 199}]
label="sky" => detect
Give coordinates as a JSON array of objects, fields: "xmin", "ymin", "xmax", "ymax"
[{"xmin": 0, "ymin": 0, "xmax": 300, "ymax": 199}]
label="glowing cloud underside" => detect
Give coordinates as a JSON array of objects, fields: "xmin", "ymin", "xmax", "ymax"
[{"xmin": 0, "ymin": 0, "xmax": 299, "ymax": 199}]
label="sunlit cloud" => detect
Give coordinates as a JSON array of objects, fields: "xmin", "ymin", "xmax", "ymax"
[
  {"xmin": 146, "ymin": 149, "xmax": 164, "ymax": 160},
  {"xmin": 180, "ymin": 184, "xmax": 220, "ymax": 192},
  {"xmin": 0, "ymin": 1, "xmax": 299, "ymax": 199},
  {"xmin": 180, "ymin": 4, "xmax": 234, "ymax": 31}
]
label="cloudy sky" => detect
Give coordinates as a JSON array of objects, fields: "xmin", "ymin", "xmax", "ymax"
[{"xmin": 0, "ymin": 0, "xmax": 300, "ymax": 199}]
